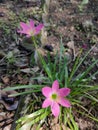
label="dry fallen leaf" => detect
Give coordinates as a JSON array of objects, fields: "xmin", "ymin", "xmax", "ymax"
[
  {"xmin": 41, "ymin": 28, "xmax": 48, "ymax": 45},
  {"xmin": 62, "ymin": 124, "xmax": 71, "ymax": 130},
  {"xmin": 0, "ymin": 90, "xmax": 18, "ymax": 111},
  {"xmin": 91, "ymin": 46, "xmax": 98, "ymax": 53},
  {"xmin": 67, "ymin": 41, "xmax": 76, "ymax": 60},
  {"xmin": 52, "ymin": 124, "xmax": 61, "ymax": 130},
  {"xmin": 3, "ymin": 124, "xmax": 12, "ymax": 130},
  {"xmin": 20, "ymin": 67, "xmax": 39, "ymax": 74},
  {"xmin": 1, "ymin": 75, "xmax": 10, "ymax": 84}
]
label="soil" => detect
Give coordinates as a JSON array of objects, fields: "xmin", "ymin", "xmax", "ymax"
[{"xmin": 0, "ymin": 0, "xmax": 98, "ymax": 130}]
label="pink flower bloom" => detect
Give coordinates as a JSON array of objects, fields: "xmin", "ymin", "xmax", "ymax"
[
  {"xmin": 17, "ymin": 19, "xmax": 44, "ymax": 37},
  {"xmin": 42, "ymin": 80, "xmax": 71, "ymax": 117},
  {"xmin": 82, "ymin": 44, "xmax": 88, "ymax": 49}
]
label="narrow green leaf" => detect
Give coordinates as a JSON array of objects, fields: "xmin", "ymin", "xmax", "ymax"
[
  {"xmin": 3, "ymin": 85, "xmax": 43, "ymax": 91},
  {"xmin": 82, "ymin": 0, "xmax": 89, "ymax": 5}
]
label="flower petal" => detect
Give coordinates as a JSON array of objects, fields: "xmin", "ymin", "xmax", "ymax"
[
  {"xmin": 52, "ymin": 80, "xmax": 59, "ymax": 92},
  {"xmin": 59, "ymin": 88, "xmax": 70, "ymax": 97},
  {"xmin": 59, "ymin": 98, "xmax": 71, "ymax": 108},
  {"xmin": 18, "ymin": 22, "xmax": 31, "ymax": 35},
  {"xmin": 17, "ymin": 30, "xmax": 28, "ymax": 34},
  {"xmin": 20, "ymin": 22, "xmax": 30, "ymax": 30},
  {"xmin": 26, "ymin": 34, "xmax": 31, "ymax": 37},
  {"xmin": 42, "ymin": 87, "xmax": 52, "ymax": 97},
  {"xmin": 51, "ymin": 102, "xmax": 60, "ymax": 117},
  {"xmin": 29, "ymin": 19, "xmax": 34, "ymax": 28},
  {"xmin": 35, "ymin": 24, "xmax": 44, "ymax": 35},
  {"xmin": 42, "ymin": 98, "xmax": 51, "ymax": 108}
]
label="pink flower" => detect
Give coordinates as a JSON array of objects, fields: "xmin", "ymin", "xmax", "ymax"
[
  {"xmin": 42, "ymin": 80, "xmax": 71, "ymax": 117},
  {"xmin": 17, "ymin": 19, "xmax": 44, "ymax": 37},
  {"xmin": 82, "ymin": 44, "xmax": 88, "ymax": 49}
]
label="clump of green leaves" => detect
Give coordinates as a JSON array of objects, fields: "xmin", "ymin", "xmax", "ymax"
[
  {"xmin": 78, "ymin": 0, "xmax": 89, "ymax": 12},
  {"xmin": 4, "ymin": 39, "xmax": 98, "ymax": 129},
  {"xmin": 16, "ymin": 108, "xmax": 50, "ymax": 130},
  {"xmin": 6, "ymin": 51, "xmax": 15, "ymax": 64}
]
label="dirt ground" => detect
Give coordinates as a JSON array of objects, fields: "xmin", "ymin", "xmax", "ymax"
[{"xmin": 0, "ymin": 0, "xmax": 98, "ymax": 130}]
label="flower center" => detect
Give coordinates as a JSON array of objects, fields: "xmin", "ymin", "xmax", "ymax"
[
  {"xmin": 51, "ymin": 93, "xmax": 57, "ymax": 100},
  {"xmin": 30, "ymin": 30, "xmax": 35, "ymax": 35},
  {"xmin": 28, "ymin": 28, "xmax": 35, "ymax": 36}
]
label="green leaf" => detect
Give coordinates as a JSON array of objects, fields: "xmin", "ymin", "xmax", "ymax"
[
  {"xmin": 16, "ymin": 108, "xmax": 50, "ymax": 130},
  {"xmin": 81, "ymin": 0, "xmax": 89, "ymax": 5},
  {"xmin": 3, "ymin": 85, "xmax": 43, "ymax": 91}
]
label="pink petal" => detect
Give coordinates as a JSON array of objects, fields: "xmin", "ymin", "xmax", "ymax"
[
  {"xmin": 35, "ymin": 24, "xmax": 44, "ymax": 35},
  {"xmin": 17, "ymin": 30, "xmax": 31, "ymax": 37},
  {"xmin": 20, "ymin": 22, "xmax": 30, "ymax": 30},
  {"xmin": 59, "ymin": 88, "xmax": 70, "ymax": 97},
  {"xmin": 51, "ymin": 102, "xmax": 60, "ymax": 117},
  {"xmin": 59, "ymin": 98, "xmax": 71, "ymax": 108},
  {"xmin": 18, "ymin": 22, "xmax": 31, "ymax": 35},
  {"xmin": 42, "ymin": 87, "xmax": 52, "ymax": 97},
  {"xmin": 52, "ymin": 80, "xmax": 59, "ymax": 92},
  {"xmin": 29, "ymin": 19, "xmax": 34, "ymax": 28},
  {"xmin": 42, "ymin": 98, "xmax": 52, "ymax": 108},
  {"xmin": 17, "ymin": 30, "xmax": 28, "ymax": 34},
  {"xmin": 26, "ymin": 34, "xmax": 31, "ymax": 37}
]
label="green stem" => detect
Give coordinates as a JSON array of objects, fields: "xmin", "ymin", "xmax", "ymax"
[{"xmin": 31, "ymin": 36, "xmax": 37, "ymax": 49}]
